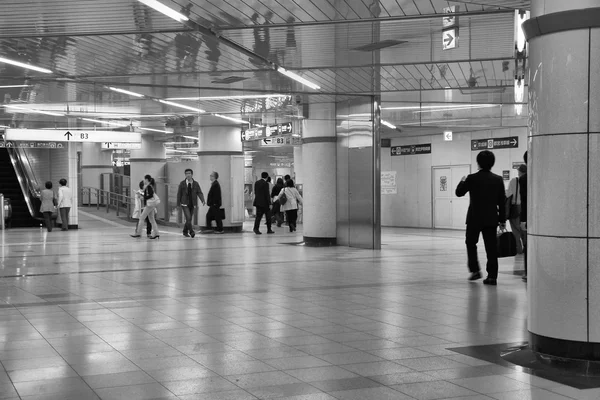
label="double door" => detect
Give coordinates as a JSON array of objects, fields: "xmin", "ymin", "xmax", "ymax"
[{"xmin": 433, "ymin": 165, "xmax": 471, "ymax": 229}]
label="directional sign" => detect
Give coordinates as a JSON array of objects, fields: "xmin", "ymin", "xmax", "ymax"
[
  {"xmin": 0, "ymin": 141, "xmax": 64, "ymax": 149},
  {"xmin": 101, "ymin": 142, "xmax": 142, "ymax": 150},
  {"xmin": 471, "ymin": 136, "xmax": 519, "ymax": 151},
  {"xmin": 260, "ymin": 136, "xmax": 301, "ymax": 147},
  {"xmin": 5, "ymin": 129, "xmax": 141, "ymax": 143},
  {"xmin": 242, "ymin": 123, "xmax": 293, "ymax": 141},
  {"xmin": 442, "ymin": 5, "xmax": 458, "ymax": 28},
  {"xmin": 442, "ymin": 28, "xmax": 457, "ymax": 50},
  {"xmin": 391, "ymin": 144, "xmax": 432, "ymax": 156},
  {"xmin": 444, "ymin": 131, "xmax": 453, "ymax": 141}
]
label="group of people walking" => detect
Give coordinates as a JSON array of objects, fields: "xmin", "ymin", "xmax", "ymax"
[
  {"xmin": 253, "ymin": 172, "xmax": 302, "ymax": 234},
  {"xmin": 39, "ymin": 179, "xmax": 72, "ymax": 232}
]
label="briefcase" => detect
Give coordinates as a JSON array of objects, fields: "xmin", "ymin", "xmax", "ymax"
[{"xmin": 497, "ymin": 229, "xmax": 517, "ymax": 258}]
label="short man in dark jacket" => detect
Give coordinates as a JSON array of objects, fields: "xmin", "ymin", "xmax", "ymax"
[
  {"xmin": 456, "ymin": 150, "xmax": 506, "ymax": 285},
  {"xmin": 253, "ymin": 172, "xmax": 274, "ymax": 234},
  {"xmin": 176, "ymin": 168, "xmax": 205, "ymax": 238},
  {"xmin": 205, "ymin": 171, "xmax": 223, "ymax": 234}
]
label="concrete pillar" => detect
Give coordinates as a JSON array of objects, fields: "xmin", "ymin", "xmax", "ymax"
[
  {"xmin": 293, "ymin": 145, "xmax": 303, "ymax": 185},
  {"xmin": 302, "ymin": 102, "xmax": 336, "ymax": 246},
  {"xmin": 197, "ymin": 125, "xmax": 244, "ymax": 232},
  {"xmin": 524, "ymin": 1, "xmax": 600, "ymax": 360},
  {"xmin": 129, "ymin": 135, "xmax": 166, "ymax": 218},
  {"xmin": 81, "ymin": 143, "xmax": 112, "ymax": 200}
]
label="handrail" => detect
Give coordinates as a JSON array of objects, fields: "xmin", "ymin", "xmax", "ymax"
[{"xmin": 81, "ymin": 186, "xmax": 135, "ymax": 218}]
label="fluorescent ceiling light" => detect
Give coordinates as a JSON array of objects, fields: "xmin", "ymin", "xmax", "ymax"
[
  {"xmin": 381, "ymin": 120, "xmax": 396, "ymax": 129},
  {"xmin": 0, "ymin": 85, "xmax": 30, "ymax": 88},
  {"xmin": 413, "ymin": 105, "xmax": 500, "ymax": 113},
  {"xmin": 158, "ymin": 99, "xmax": 205, "ymax": 113},
  {"xmin": 137, "ymin": 0, "xmax": 189, "ymax": 22},
  {"xmin": 0, "ymin": 57, "xmax": 53, "ymax": 74},
  {"xmin": 166, "ymin": 94, "xmax": 289, "ymax": 101},
  {"xmin": 139, "ymin": 127, "xmax": 170, "ymax": 133},
  {"xmin": 401, "ymin": 118, "xmax": 470, "ymax": 126},
  {"xmin": 213, "ymin": 113, "xmax": 250, "ymax": 124},
  {"xmin": 163, "ymin": 141, "xmax": 195, "ymax": 145},
  {"xmin": 108, "ymin": 86, "xmax": 145, "ymax": 98},
  {"xmin": 181, "ymin": 135, "xmax": 197, "ymax": 140},
  {"xmin": 165, "ymin": 149, "xmax": 187, "ymax": 153},
  {"xmin": 81, "ymin": 118, "xmax": 129, "ymax": 127},
  {"xmin": 5, "ymin": 105, "xmax": 63, "ymax": 116},
  {"xmin": 276, "ymin": 67, "xmax": 320, "ymax": 90},
  {"xmin": 383, "ymin": 104, "xmax": 496, "ymax": 110}
]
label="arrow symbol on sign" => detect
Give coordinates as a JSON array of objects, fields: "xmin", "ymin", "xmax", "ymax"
[
  {"xmin": 510, "ymin": 139, "xmax": 517, "ymax": 146},
  {"xmin": 444, "ymin": 32, "xmax": 454, "ymax": 47},
  {"xmin": 105, "ymin": 142, "xmax": 112, "ymax": 148},
  {"xmin": 64, "ymin": 131, "xmax": 72, "ymax": 141},
  {"xmin": 262, "ymin": 138, "xmax": 270, "ymax": 144}
]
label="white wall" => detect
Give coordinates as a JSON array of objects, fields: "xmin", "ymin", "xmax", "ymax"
[{"xmin": 381, "ymin": 127, "xmax": 528, "ymax": 228}]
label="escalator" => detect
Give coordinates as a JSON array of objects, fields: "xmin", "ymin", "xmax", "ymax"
[{"xmin": 0, "ymin": 147, "xmax": 42, "ymax": 227}]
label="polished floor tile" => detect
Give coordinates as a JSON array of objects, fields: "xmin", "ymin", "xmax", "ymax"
[{"xmin": 0, "ymin": 218, "xmax": 593, "ymax": 399}]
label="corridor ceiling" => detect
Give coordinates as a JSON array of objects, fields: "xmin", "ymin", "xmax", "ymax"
[{"xmin": 0, "ymin": 0, "xmax": 530, "ymax": 134}]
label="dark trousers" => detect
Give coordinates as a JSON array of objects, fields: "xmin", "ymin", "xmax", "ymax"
[
  {"xmin": 206, "ymin": 206, "xmax": 223, "ymax": 231},
  {"xmin": 43, "ymin": 212, "xmax": 53, "ymax": 232},
  {"xmin": 59, "ymin": 207, "xmax": 70, "ymax": 230},
  {"xmin": 254, "ymin": 206, "xmax": 271, "ymax": 231},
  {"xmin": 271, "ymin": 202, "xmax": 283, "ymax": 226},
  {"xmin": 145, "ymin": 216, "xmax": 152, "ymax": 235},
  {"xmin": 182, "ymin": 206, "xmax": 195, "ymax": 234},
  {"xmin": 285, "ymin": 209, "xmax": 298, "ymax": 230},
  {"xmin": 466, "ymin": 225, "xmax": 498, "ymax": 279},
  {"xmin": 523, "ymin": 230, "xmax": 528, "ymax": 276}
]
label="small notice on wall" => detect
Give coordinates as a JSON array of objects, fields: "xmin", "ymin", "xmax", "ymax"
[
  {"xmin": 440, "ymin": 176, "xmax": 448, "ymax": 191},
  {"xmin": 503, "ymin": 170, "xmax": 511, "ymax": 181},
  {"xmin": 381, "ymin": 171, "xmax": 397, "ymax": 195}
]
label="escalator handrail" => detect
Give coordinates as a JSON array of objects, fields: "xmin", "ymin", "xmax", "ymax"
[{"xmin": 6, "ymin": 148, "xmax": 40, "ymax": 218}]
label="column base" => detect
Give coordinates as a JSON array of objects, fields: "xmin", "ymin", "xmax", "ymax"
[
  {"xmin": 303, "ymin": 236, "xmax": 337, "ymax": 247},
  {"xmin": 530, "ymin": 332, "xmax": 600, "ymax": 361}
]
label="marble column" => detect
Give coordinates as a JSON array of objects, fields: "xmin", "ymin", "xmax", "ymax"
[
  {"xmin": 524, "ymin": 1, "xmax": 600, "ymax": 359},
  {"xmin": 197, "ymin": 126, "xmax": 244, "ymax": 232},
  {"xmin": 81, "ymin": 143, "xmax": 112, "ymax": 204},
  {"xmin": 302, "ymin": 102, "xmax": 337, "ymax": 246},
  {"xmin": 129, "ymin": 135, "xmax": 166, "ymax": 219}
]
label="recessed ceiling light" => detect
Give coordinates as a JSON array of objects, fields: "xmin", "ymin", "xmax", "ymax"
[
  {"xmin": 158, "ymin": 99, "xmax": 205, "ymax": 113},
  {"xmin": 213, "ymin": 114, "xmax": 249, "ymax": 124},
  {"xmin": 4, "ymin": 105, "xmax": 63, "ymax": 116},
  {"xmin": 166, "ymin": 94, "xmax": 289, "ymax": 101},
  {"xmin": 0, "ymin": 85, "xmax": 31, "ymax": 88},
  {"xmin": 381, "ymin": 120, "xmax": 396, "ymax": 129},
  {"xmin": 276, "ymin": 67, "xmax": 320, "ymax": 90},
  {"xmin": 0, "ymin": 57, "xmax": 53, "ymax": 74},
  {"xmin": 108, "ymin": 86, "xmax": 145, "ymax": 98},
  {"xmin": 137, "ymin": 0, "xmax": 189, "ymax": 22}
]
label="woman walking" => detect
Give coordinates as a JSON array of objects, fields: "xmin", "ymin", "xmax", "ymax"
[
  {"xmin": 40, "ymin": 181, "xmax": 56, "ymax": 232},
  {"xmin": 275, "ymin": 179, "xmax": 303, "ymax": 232},
  {"xmin": 131, "ymin": 175, "xmax": 160, "ymax": 239}
]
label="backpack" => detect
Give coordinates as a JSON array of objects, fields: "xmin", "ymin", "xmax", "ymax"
[{"xmin": 279, "ymin": 189, "xmax": 288, "ymax": 205}]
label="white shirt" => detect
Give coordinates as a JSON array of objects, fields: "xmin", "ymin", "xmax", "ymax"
[{"xmin": 57, "ymin": 185, "xmax": 73, "ymax": 208}]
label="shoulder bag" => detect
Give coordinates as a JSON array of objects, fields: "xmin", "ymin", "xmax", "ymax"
[{"xmin": 279, "ymin": 188, "xmax": 288, "ymax": 206}]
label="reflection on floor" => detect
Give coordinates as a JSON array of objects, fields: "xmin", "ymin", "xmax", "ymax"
[{"xmin": 0, "ymin": 213, "xmax": 595, "ymax": 400}]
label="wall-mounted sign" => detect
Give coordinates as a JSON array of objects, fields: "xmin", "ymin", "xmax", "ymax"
[
  {"xmin": 471, "ymin": 136, "xmax": 518, "ymax": 151},
  {"xmin": 444, "ymin": 131, "xmax": 453, "ymax": 141},
  {"xmin": 391, "ymin": 143, "xmax": 432, "ymax": 156},
  {"xmin": 0, "ymin": 141, "xmax": 64, "ymax": 149},
  {"xmin": 5, "ymin": 129, "xmax": 141, "ymax": 143},
  {"xmin": 101, "ymin": 142, "xmax": 142, "ymax": 150},
  {"xmin": 260, "ymin": 136, "xmax": 302, "ymax": 147},
  {"xmin": 442, "ymin": 28, "xmax": 457, "ymax": 50},
  {"xmin": 440, "ymin": 176, "xmax": 448, "ymax": 191},
  {"xmin": 269, "ymin": 162, "xmax": 292, "ymax": 167},
  {"xmin": 242, "ymin": 122, "xmax": 293, "ymax": 141},
  {"xmin": 381, "ymin": 171, "xmax": 397, "ymax": 195},
  {"xmin": 503, "ymin": 170, "xmax": 511, "ymax": 180},
  {"xmin": 512, "ymin": 161, "xmax": 524, "ymax": 169}
]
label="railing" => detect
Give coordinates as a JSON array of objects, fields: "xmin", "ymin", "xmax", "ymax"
[{"xmin": 80, "ymin": 187, "xmax": 135, "ymax": 219}]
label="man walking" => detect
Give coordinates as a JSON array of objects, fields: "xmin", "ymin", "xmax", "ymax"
[
  {"xmin": 205, "ymin": 171, "xmax": 224, "ymax": 234},
  {"xmin": 177, "ymin": 168, "xmax": 205, "ymax": 238},
  {"xmin": 456, "ymin": 150, "xmax": 506, "ymax": 285},
  {"xmin": 253, "ymin": 172, "xmax": 274, "ymax": 234}
]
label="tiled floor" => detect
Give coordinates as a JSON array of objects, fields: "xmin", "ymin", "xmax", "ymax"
[{"xmin": 0, "ymin": 210, "xmax": 594, "ymax": 399}]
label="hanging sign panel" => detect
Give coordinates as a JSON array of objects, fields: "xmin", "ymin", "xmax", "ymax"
[
  {"xmin": 101, "ymin": 142, "xmax": 142, "ymax": 150},
  {"xmin": 0, "ymin": 141, "xmax": 65, "ymax": 149},
  {"xmin": 5, "ymin": 129, "xmax": 141, "ymax": 143},
  {"xmin": 471, "ymin": 136, "xmax": 518, "ymax": 151},
  {"xmin": 391, "ymin": 144, "xmax": 432, "ymax": 156}
]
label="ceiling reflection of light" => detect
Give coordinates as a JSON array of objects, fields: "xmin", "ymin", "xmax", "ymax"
[{"xmin": 0, "ymin": 57, "xmax": 53, "ymax": 73}]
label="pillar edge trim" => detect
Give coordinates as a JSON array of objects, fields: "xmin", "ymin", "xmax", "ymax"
[
  {"xmin": 196, "ymin": 151, "xmax": 243, "ymax": 156},
  {"xmin": 524, "ymin": 7, "xmax": 600, "ymax": 41},
  {"xmin": 530, "ymin": 332, "xmax": 600, "ymax": 361},
  {"xmin": 130, "ymin": 158, "xmax": 167, "ymax": 162},
  {"xmin": 303, "ymin": 137, "xmax": 337, "ymax": 144}
]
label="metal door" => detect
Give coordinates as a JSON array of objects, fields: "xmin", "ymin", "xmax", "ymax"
[
  {"xmin": 349, "ymin": 147, "xmax": 375, "ymax": 248},
  {"xmin": 433, "ymin": 165, "xmax": 471, "ymax": 229}
]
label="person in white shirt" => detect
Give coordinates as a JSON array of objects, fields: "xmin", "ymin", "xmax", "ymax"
[
  {"xmin": 505, "ymin": 164, "xmax": 527, "ymax": 254},
  {"xmin": 57, "ymin": 178, "xmax": 73, "ymax": 231}
]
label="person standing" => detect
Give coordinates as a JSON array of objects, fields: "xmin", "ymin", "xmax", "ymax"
[
  {"xmin": 176, "ymin": 168, "xmax": 205, "ymax": 238},
  {"xmin": 253, "ymin": 172, "xmax": 274, "ymax": 234},
  {"xmin": 133, "ymin": 180, "xmax": 152, "ymax": 238},
  {"xmin": 520, "ymin": 151, "xmax": 528, "ymax": 282},
  {"xmin": 205, "ymin": 171, "xmax": 224, "ymax": 234},
  {"xmin": 57, "ymin": 178, "xmax": 73, "ymax": 231},
  {"xmin": 505, "ymin": 164, "xmax": 527, "ymax": 254},
  {"xmin": 40, "ymin": 181, "xmax": 56, "ymax": 232},
  {"xmin": 131, "ymin": 175, "xmax": 160, "ymax": 239},
  {"xmin": 456, "ymin": 150, "xmax": 506, "ymax": 285},
  {"xmin": 275, "ymin": 179, "xmax": 303, "ymax": 232},
  {"xmin": 271, "ymin": 178, "xmax": 285, "ymax": 227}
]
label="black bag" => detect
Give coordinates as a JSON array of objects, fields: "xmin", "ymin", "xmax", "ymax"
[
  {"xmin": 279, "ymin": 189, "xmax": 288, "ymax": 206},
  {"xmin": 497, "ymin": 229, "xmax": 517, "ymax": 258},
  {"xmin": 219, "ymin": 208, "xmax": 226, "ymax": 220}
]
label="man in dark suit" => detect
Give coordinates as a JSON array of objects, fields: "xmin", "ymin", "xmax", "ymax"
[
  {"xmin": 205, "ymin": 171, "xmax": 223, "ymax": 234},
  {"xmin": 456, "ymin": 150, "xmax": 506, "ymax": 285},
  {"xmin": 176, "ymin": 168, "xmax": 205, "ymax": 238},
  {"xmin": 253, "ymin": 172, "xmax": 274, "ymax": 234}
]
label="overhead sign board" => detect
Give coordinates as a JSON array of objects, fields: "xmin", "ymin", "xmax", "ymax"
[
  {"xmin": 442, "ymin": 28, "xmax": 457, "ymax": 50},
  {"xmin": 0, "ymin": 141, "xmax": 65, "ymax": 149},
  {"xmin": 242, "ymin": 122, "xmax": 293, "ymax": 141},
  {"xmin": 391, "ymin": 144, "xmax": 432, "ymax": 156},
  {"xmin": 5, "ymin": 129, "xmax": 142, "ymax": 143},
  {"xmin": 101, "ymin": 142, "xmax": 142, "ymax": 150},
  {"xmin": 260, "ymin": 136, "xmax": 302, "ymax": 147},
  {"xmin": 442, "ymin": 5, "xmax": 458, "ymax": 28},
  {"xmin": 471, "ymin": 136, "xmax": 519, "ymax": 151}
]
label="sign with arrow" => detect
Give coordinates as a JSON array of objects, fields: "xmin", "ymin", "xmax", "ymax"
[
  {"xmin": 101, "ymin": 142, "xmax": 142, "ymax": 150},
  {"xmin": 442, "ymin": 28, "xmax": 457, "ymax": 50},
  {"xmin": 5, "ymin": 129, "xmax": 141, "ymax": 143},
  {"xmin": 471, "ymin": 136, "xmax": 519, "ymax": 151},
  {"xmin": 444, "ymin": 131, "xmax": 453, "ymax": 141}
]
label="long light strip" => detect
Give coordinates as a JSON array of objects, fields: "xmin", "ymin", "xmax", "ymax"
[
  {"xmin": 163, "ymin": 141, "xmax": 195, "ymax": 145},
  {"xmin": 413, "ymin": 105, "xmax": 501, "ymax": 114},
  {"xmin": 401, "ymin": 118, "xmax": 470, "ymax": 126},
  {"xmin": 139, "ymin": 127, "xmax": 170, "ymax": 133},
  {"xmin": 137, "ymin": 0, "xmax": 189, "ymax": 22},
  {"xmin": 81, "ymin": 118, "xmax": 129, "ymax": 127},
  {"xmin": 383, "ymin": 104, "xmax": 495, "ymax": 110},
  {"xmin": 5, "ymin": 105, "xmax": 63, "ymax": 116},
  {"xmin": 213, "ymin": 113, "xmax": 250, "ymax": 124},
  {"xmin": 158, "ymin": 99, "xmax": 205, "ymax": 113},
  {"xmin": 165, "ymin": 149, "xmax": 187, "ymax": 153},
  {"xmin": 181, "ymin": 135, "xmax": 198, "ymax": 140},
  {"xmin": 166, "ymin": 94, "xmax": 289, "ymax": 101},
  {"xmin": 0, "ymin": 85, "xmax": 31, "ymax": 88},
  {"xmin": 381, "ymin": 120, "xmax": 396, "ymax": 129},
  {"xmin": 276, "ymin": 67, "xmax": 320, "ymax": 90},
  {"xmin": 0, "ymin": 57, "xmax": 53, "ymax": 74},
  {"xmin": 108, "ymin": 86, "xmax": 145, "ymax": 98}
]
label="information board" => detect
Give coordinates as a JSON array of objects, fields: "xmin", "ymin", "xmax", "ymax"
[
  {"xmin": 471, "ymin": 137, "xmax": 518, "ymax": 151},
  {"xmin": 391, "ymin": 144, "xmax": 432, "ymax": 156}
]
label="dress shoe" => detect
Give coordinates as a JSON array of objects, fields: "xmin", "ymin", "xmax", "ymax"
[
  {"xmin": 183, "ymin": 232, "xmax": 190, "ymax": 237},
  {"xmin": 483, "ymin": 278, "xmax": 497, "ymax": 286},
  {"xmin": 254, "ymin": 230, "xmax": 262, "ymax": 235},
  {"xmin": 267, "ymin": 230, "xmax": 275, "ymax": 234},
  {"xmin": 190, "ymin": 231, "xmax": 196, "ymax": 238},
  {"xmin": 149, "ymin": 235, "xmax": 160, "ymax": 240},
  {"xmin": 214, "ymin": 230, "xmax": 224, "ymax": 234},
  {"xmin": 130, "ymin": 234, "xmax": 141, "ymax": 238},
  {"xmin": 468, "ymin": 271, "xmax": 482, "ymax": 281}
]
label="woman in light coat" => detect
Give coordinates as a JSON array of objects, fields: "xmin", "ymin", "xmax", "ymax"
[
  {"xmin": 57, "ymin": 178, "xmax": 73, "ymax": 231},
  {"xmin": 40, "ymin": 181, "xmax": 56, "ymax": 232},
  {"xmin": 131, "ymin": 175, "xmax": 160, "ymax": 239},
  {"xmin": 274, "ymin": 179, "xmax": 303, "ymax": 232}
]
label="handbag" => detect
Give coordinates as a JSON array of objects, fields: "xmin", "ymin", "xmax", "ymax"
[
  {"xmin": 147, "ymin": 193, "xmax": 161, "ymax": 207},
  {"xmin": 279, "ymin": 189, "xmax": 288, "ymax": 206},
  {"xmin": 497, "ymin": 227, "xmax": 518, "ymax": 258},
  {"xmin": 219, "ymin": 208, "xmax": 226, "ymax": 220}
]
